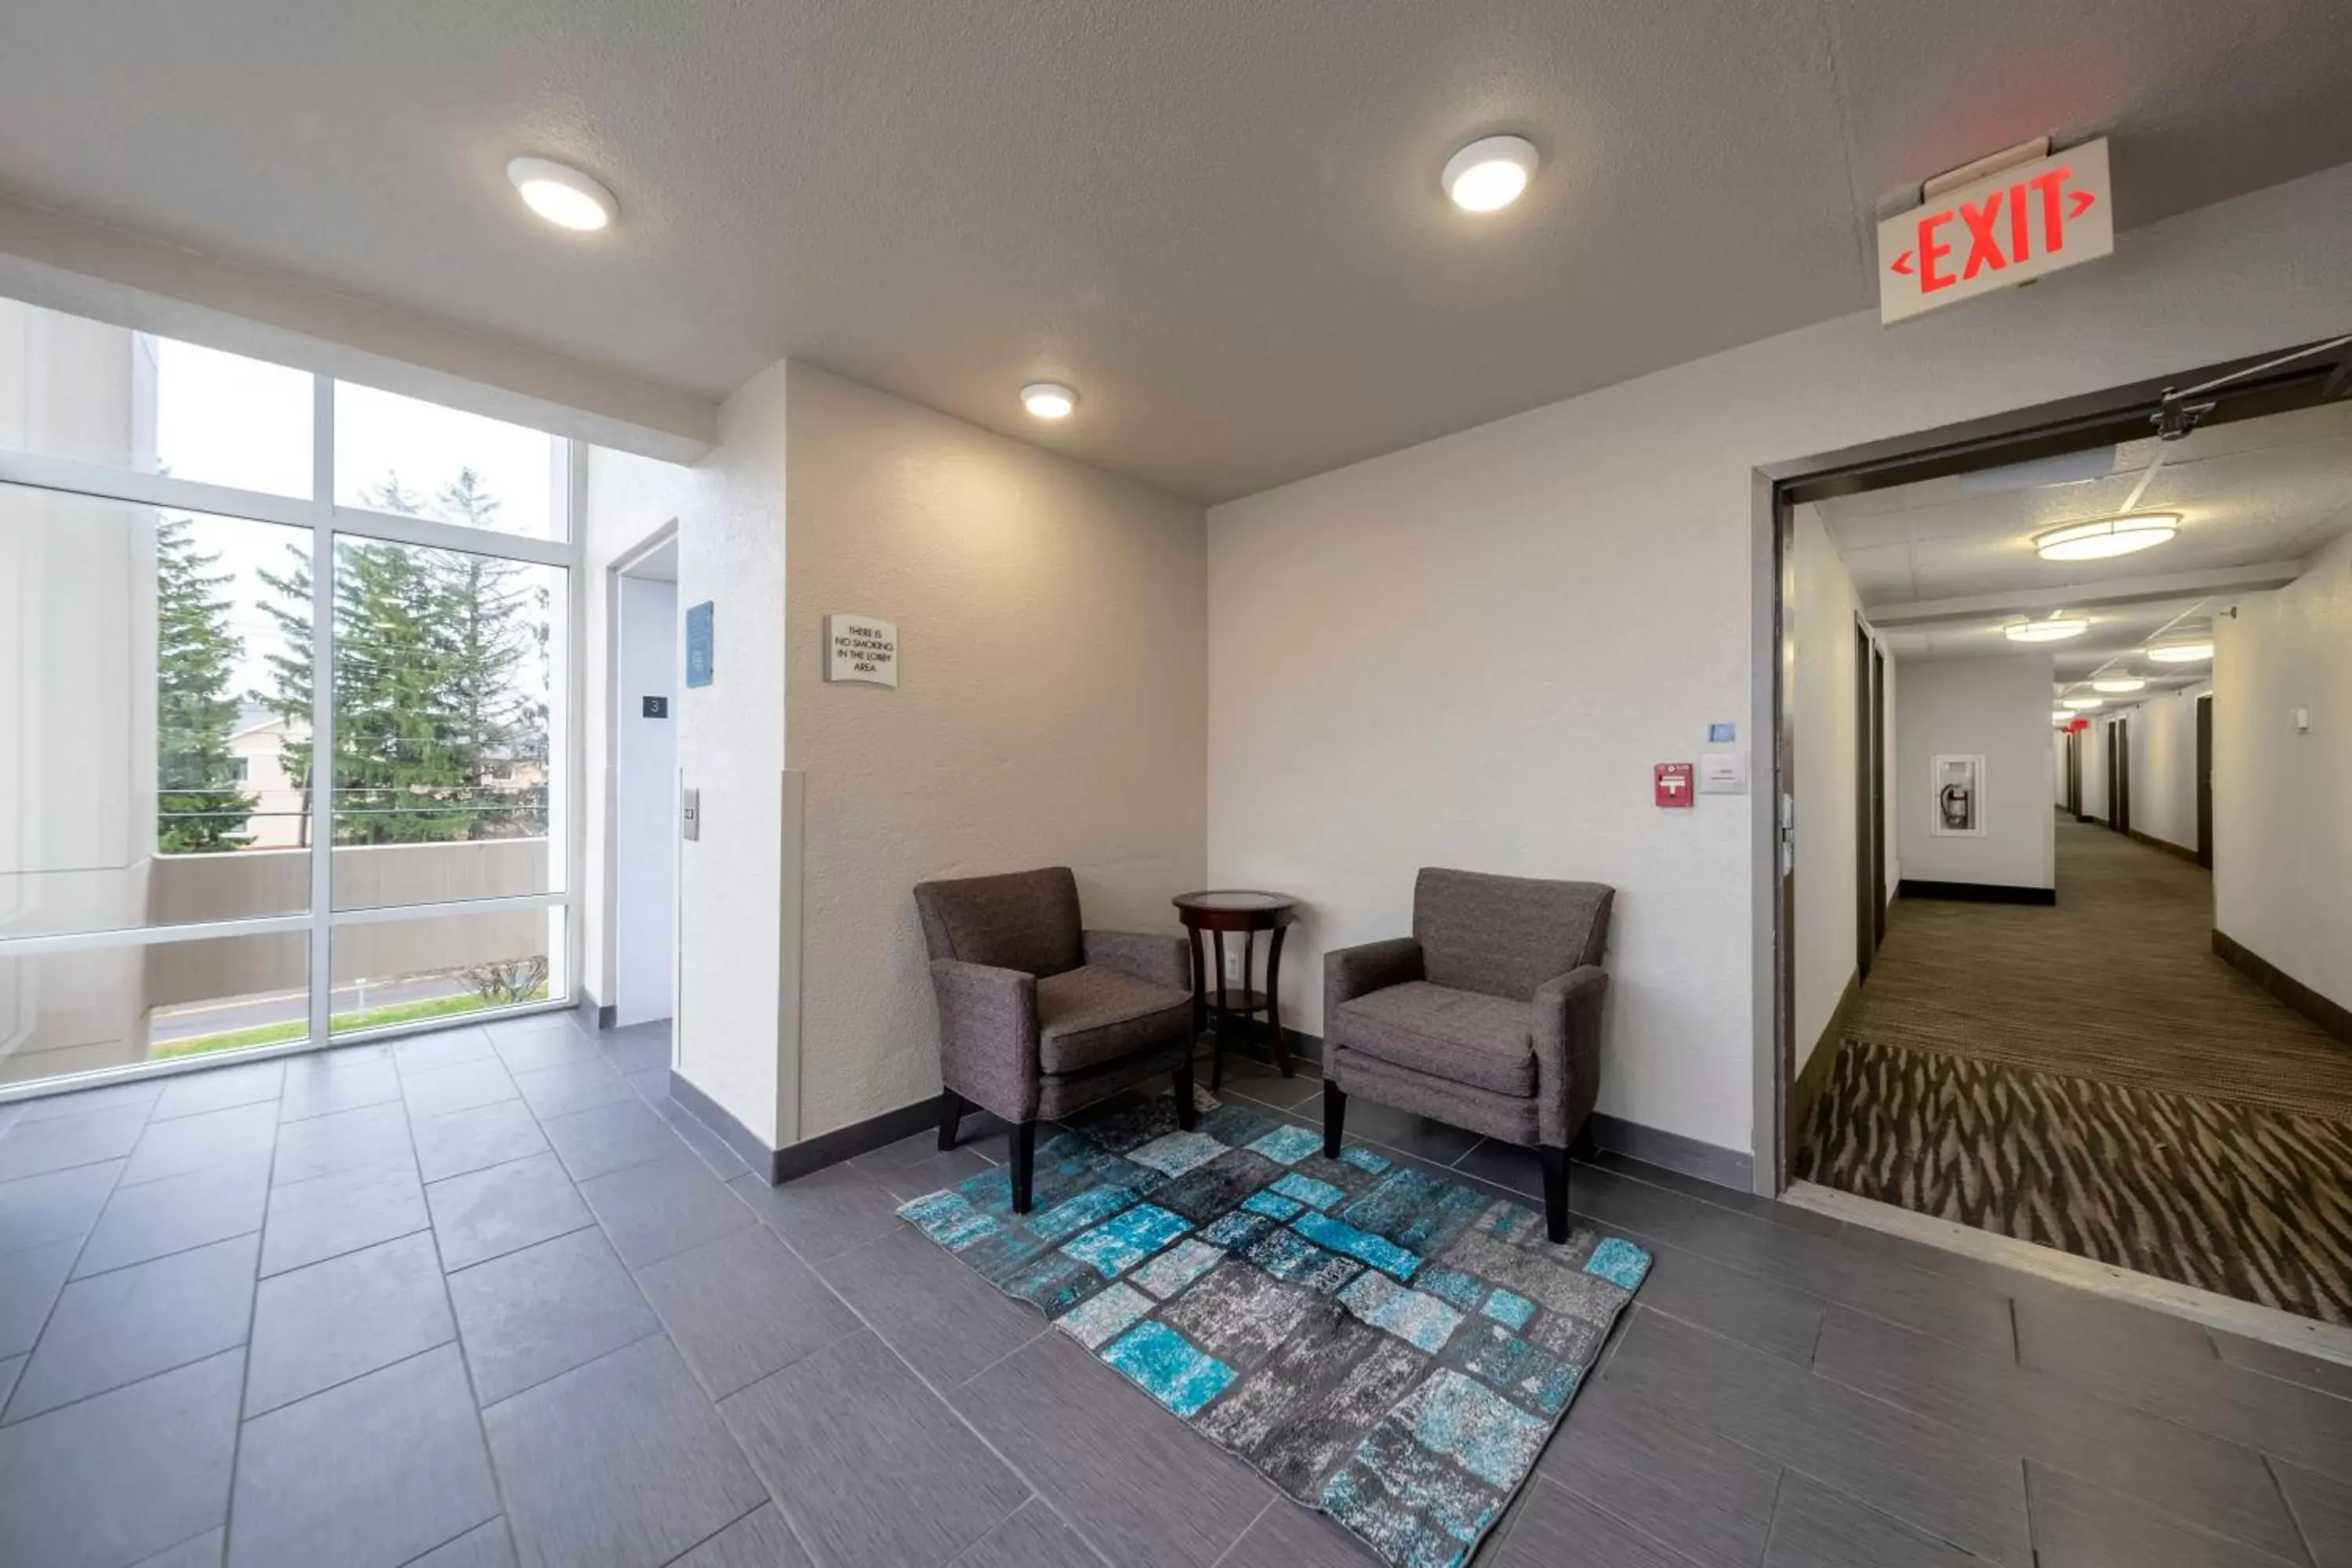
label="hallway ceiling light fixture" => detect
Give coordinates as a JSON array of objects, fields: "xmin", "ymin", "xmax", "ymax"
[
  {"xmin": 506, "ymin": 157, "xmax": 615, "ymax": 231},
  {"xmin": 1020, "ymin": 382, "xmax": 1078, "ymax": 420},
  {"xmin": 2147, "ymin": 640, "xmax": 2214, "ymax": 662},
  {"xmin": 1443, "ymin": 136, "xmax": 1540, "ymax": 212},
  {"xmin": 2092, "ymin": 676, "xmax": 2147, "ymax": 693},
  {"xmin": 2061, "ymin": 695, "xmax": 2105, "ymax": 710},
  {"xmin": 2003, "ymin": 615, "xmax": 2089, "ymax": 643},
  {"xmin": 2033, "ymin": 513, "xmax": 2180, "ymax": 561}
]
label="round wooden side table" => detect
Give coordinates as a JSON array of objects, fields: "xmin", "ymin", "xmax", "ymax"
[{"xmin": 1171, "ymin": 890, "xmax": 1300, "ymax": 1088}]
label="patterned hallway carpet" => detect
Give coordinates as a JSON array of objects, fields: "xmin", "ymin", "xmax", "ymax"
[
  {"xmin": 1798, "ymin": 817, "xmax": 2352, "ymax": 1324},
  {"xmin": 902, "ymin": 1094, "xmax": 1649, "ymax": 1568}
]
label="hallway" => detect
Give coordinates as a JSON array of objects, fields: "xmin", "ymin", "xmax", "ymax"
[{"xmin": 1798, "ymin": 816, "xmax": 2352, "ymax": 1323}]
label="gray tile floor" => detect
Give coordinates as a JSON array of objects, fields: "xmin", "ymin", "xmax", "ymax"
[{"xmin": 3, "ymin": 1018, "xmax": 2351, "ymax": 1567}]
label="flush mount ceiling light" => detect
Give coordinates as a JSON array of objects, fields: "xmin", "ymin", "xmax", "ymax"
[
  {"xmin": 2032, "ymin": 513, "xmax": 2180, "ymax": 561},
  {"xmin": 1020, "ymin": 382, "xmax": 1077, "ymax": 420},
  {"xmin": 2148, "ymin": 641, "xmax": 2214, "ymax": 663},
  {"xmin": 2092, "ymin": 676, "xmax": 2147, "ymax": 693},
  {"xmin": 506, "ymin": 157, "xmax": 615, "ymax": 231},
  {"xmin": 2062, "ymin": 695, "xmax": 2105, "ymax": 710},
  {"xmin": 2003, "ymin": 615, "xmax": 2089, "ymax": 643},
  {"xmin": 1443, "ymin": 135, "xmax": 1540, "ymax": 212}
]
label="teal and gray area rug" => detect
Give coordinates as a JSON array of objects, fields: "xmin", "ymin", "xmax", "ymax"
[{"xmin": 898, "ymin": 1094, "xmax": 1650, "ymax": 1567}]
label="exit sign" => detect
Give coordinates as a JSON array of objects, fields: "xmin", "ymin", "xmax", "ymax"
[{"xmin": 1877, "ymin": 140, "xmax": 2113, "ymax": 325}]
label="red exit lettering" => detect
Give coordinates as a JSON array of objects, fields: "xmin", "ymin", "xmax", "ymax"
[
  {"xmin": 1889, "ymin": 167, "xmax": 2100, "ymax": 289},
  {"xmin": 1879, "ymin": 140, "xmax": 2113, "ymax": 324}
]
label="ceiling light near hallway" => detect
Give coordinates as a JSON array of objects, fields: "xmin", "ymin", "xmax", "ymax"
[
  {"xmin": 2092, "ymin": 676, "xmax": 2146, "ymax": 693},
  {"xmin": 2148, "ymin": 641, "xmax": 2214, "ymax": 663},
  {"xmin": 2032, "ymin": 513, "xmax": 2180, "ymax": 561},
  {"xmin": 2003, "ymin": 616, "xmax": 2089, "ymax": 643},
  {"xmin": 2062, "ymin": 695, "xmax": 2104, "ymax": 710},
  {"xmin": 506, "ymin": 158, "xmax": 615, "ymax": 231},
  {"xmin": 1021, "ymin": 382, "xmax": 1078, "ymax": 420},
  {"xmin": 1443, "ymin": 136, "xmax": 1540, "ymax": 212}
]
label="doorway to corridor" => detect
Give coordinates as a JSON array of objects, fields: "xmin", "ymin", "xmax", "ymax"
[{"xmin": 1769, "ymin": 336, "xmax": 2352, "ymax": 1329}]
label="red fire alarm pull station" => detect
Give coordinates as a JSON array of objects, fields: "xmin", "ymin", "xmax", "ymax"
[{"xmin": 1655, "ymin": 763, "xmax": 1694, "ymax": 808}]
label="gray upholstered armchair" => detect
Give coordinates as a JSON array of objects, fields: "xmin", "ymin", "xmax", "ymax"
[
  {"xmin": 914, "ymin": 866, "xmax": 1196, "ymax": 1211},
  {"xmin": 1323, "ymin": 867, "xmax": 1614, "ymax": 1241}
]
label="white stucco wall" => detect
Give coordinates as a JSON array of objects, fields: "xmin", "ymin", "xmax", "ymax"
[
  {"xmin": 1205, "ymin": 158, "xmax": 2352, "ymax": 1156},
  {"xmin": 1894, "ymin": 655, "xmax": 2056, "ymax": 892},
  {"xmin": 672, "ymin": 365, "xmax": 789, "ymax": 1145},
  {"xmin": 781, "ymin": 365, "xmax": 1207, "ymax": 1139},
  {"xmin": 2215, "ymin": 534, "xmax": 2352, "ymax": 1011}
]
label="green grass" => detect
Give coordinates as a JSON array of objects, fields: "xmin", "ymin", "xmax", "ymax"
[{"xmin": 154, "ymin": 985, "xmax": 550, "ymax": 1060}]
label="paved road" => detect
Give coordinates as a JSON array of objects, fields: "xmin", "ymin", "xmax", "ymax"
[{"xmin": 151, "ymin": 974, "xmax": 478, "ymax": 1042}]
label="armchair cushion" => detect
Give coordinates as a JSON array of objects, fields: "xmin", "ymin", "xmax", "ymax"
[
  {"xmin": 914, "ymin": 866, "xmax": 1084, "ymax": 978},
  {"xmin": 1036, "ymin": 964, "xmax": 1192, "ymax": 1075},
  {"xmin": 1082, "ymin": 928, "xmax": 1190, "ymax": 993},
  {"xmin": 1330, "ymin": 981, "xmax": 1537, "ymax": 1098},
  {"xmin": 1414, "ymin": 868, "xmax": 1613, "ymax": 1000}
]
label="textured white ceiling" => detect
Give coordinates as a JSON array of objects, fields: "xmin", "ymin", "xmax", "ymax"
[{"xmin": 3, "ymin": 1, "xmax": 2350, "ymax": 500}]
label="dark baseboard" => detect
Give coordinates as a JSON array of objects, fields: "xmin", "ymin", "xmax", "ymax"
[
  {"xmin": 1898, "ymin": 879, "xmax": 2056, "ymax": 906},
  {"xmin": 666, "ymin": 1072, "xmax": 782, "ymax": 1179},
  {"xmin": 670, "ymin": 1071, "xmax": 963, "ymax": 1187},
  {"xmin": 1584, "ymin": 1112, "xmax": 1752, "ymax": 1191},
  {"xmin": 1789, "ymin": 971, "xmax": 1858, "ymax": 1142},
  {"xmin": 2213, "ymin": 929, "xmax": 2352, "ymax": 1045},
  {"xmin": 774, "ymin": 1097, "xmax": 947, "ymax": 1184},
  {"xmin": 2127, "ymin": 828, "xmax": 2202, "ymax": 866},
  {"xmin": 575, "ymin": 993, "xmax": 617, "ymax": 1031}
]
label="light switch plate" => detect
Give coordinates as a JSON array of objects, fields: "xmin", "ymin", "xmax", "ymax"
[
  {"xmin": 1698, "ymin": 751, "xmax": 1750, "ymax": 794},
  {"xmin": 681, "ymin": 786, "xmax": 700, "ymax": 841}
]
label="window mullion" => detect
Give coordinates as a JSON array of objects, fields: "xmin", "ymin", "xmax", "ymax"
[{"xmin": 307, "ymin": 374, "xmax": 336, "ymax": 1046}]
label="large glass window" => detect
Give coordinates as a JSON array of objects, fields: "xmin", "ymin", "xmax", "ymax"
[
  {"xmin": 2, "ymin": 931, "xmax": 309, "ymax": 1087},
  {"xmin": 325, "ymin": 539, "xmax": 562, "ymax": 909},
  {"xmin": 329, "ymin": 908, "xmax": 563, "ymax": 1037},
  {"xmin": 333, "ymin": 383, "xmax": 564, "ymax": 539},
  {"xmin": 0, "ymin": 297, "xmax": 313, "ymax": 495},
  {"xmin": 0, "ymin": 292, "xmax": 575, "ymax": 1096}
]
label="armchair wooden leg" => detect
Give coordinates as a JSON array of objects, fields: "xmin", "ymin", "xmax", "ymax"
[
  {"xmin": 937, "ymin": 1088, "xmax": 966, "ymax": 1152},
  {"xmin": 1323, "ymin": 1080, "xmax": 1347, "ymax": 1160},
  {"xmin": 1173, "ymin": 1053, "xmax": 1198, "ymax": 1131},
  {"xmin": 1540, "ymin": 1145, "xmax": 1569, "ymax": 1244},
  {"xmin": 1009, "ymin": 1119, "xmax": 1037, "ymax": 1214}
]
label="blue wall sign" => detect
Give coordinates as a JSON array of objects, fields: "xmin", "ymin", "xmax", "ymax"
[{"xmin": 685, "ymin": 601, "xmax": 714, "ymax": 688}]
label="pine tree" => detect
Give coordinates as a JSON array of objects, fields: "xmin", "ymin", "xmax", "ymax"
[
  {"xmin": 155, "ymin": 515, "xmax": 253, "ymax": 851},
  {"xmin": 254, "ymin": 467, "xmax": 549, "ymax": 847},
  {"xmin": 333, "ymin": 538, "xmax": 471, "ymax": 843},
  {"xmin": 427, "ymin": 470, "xmax": 546, "ymax": 839},
  {"xmin": 254, "ymin": 541, "xmax": 314, "ymax": 846}
]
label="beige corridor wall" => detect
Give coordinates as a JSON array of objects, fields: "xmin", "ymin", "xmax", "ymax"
[
  {"xmin": 1206, "ymin": 160, "xmax": 2352, "ymax": 1157},
  {"xmin": 2216, "ymin": 536, "xmax": 2352, "ymax": 1011},
  {"xmin": 782, "ymin": 366, "xmax": 1207, "ymax": 1140},
  {"xmin": 1894, "ymin": 655, "xmax": 2056, "ymax": 891},
  {"xmin": 1790, "ymin": 505, "xmax": 1864, "ymax": 1072},
  {"xmin": 2123, "ymin": 683, "xmax": 2209, "ymax": 855}
]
